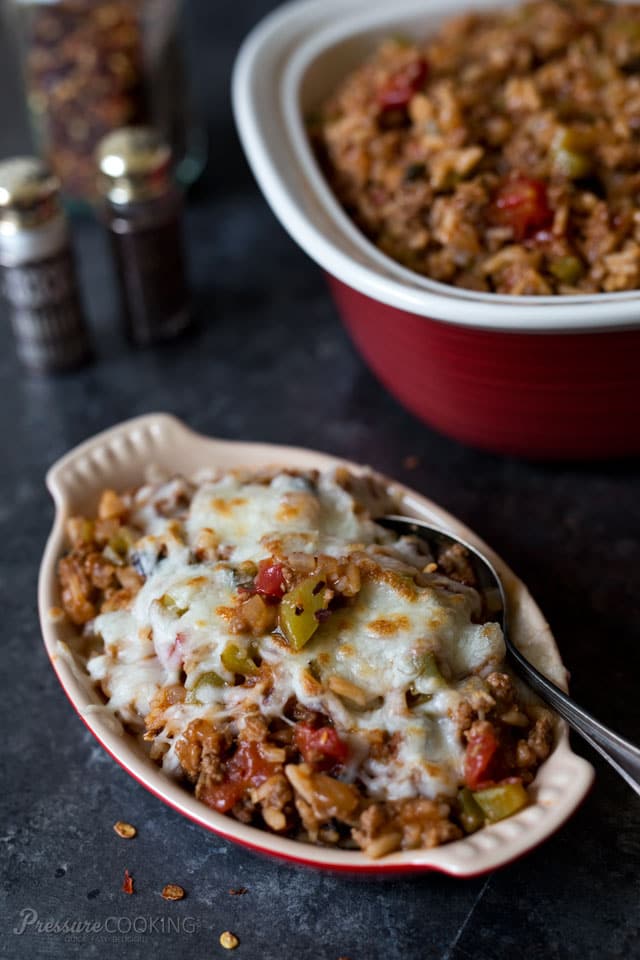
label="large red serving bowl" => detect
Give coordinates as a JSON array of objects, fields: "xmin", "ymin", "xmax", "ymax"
[{"xmin": 233, "ymin": 0, "xmax": 640, "ymax": 459}]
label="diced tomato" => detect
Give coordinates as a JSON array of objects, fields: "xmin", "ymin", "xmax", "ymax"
[
  {"xmin": 229, "ymin": 740, "xmax": 278, "ymax": 788},
  {"xmin": 491, "ymin": 176, "xmax": 554, "ymax": 241},
  {"xmin": 377, "ymin": 57, "xmax": 429, "ymax": 112},
  {"xmin": 198, "ymin": 740, "xmax": 279, "ymax": 814},
  {"xmin": 198, "ymin": 779, "xmax": 245, "ymax": 814},
  {"xmin": 464, "ymin": 725, "xmax": 500, "ymax": 790},
  {"xmin": 254, "ymin": 560, "xmax": 286, "ymax": 601},
  {"xmin": 294, "ymin": 723, "xmax": 349, "ymax": 768}
]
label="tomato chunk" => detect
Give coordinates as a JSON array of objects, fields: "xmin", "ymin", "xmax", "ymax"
[
  {"xmin": 254, "ymin": 560, "xmax": 286, "ymax": 601},
  {"xmin": 464, "ymin": 724, "xmax": 500, "ymax": 790},
  {"xmin": 229, "ymin": 739, "xmax": 278, "ymax": 787},
  {"xmin": 199, "ymin": 779, "xmax": 244, "ymax": 814},
  {"xmin": 377, "ymin": 57, "xmax": 429, "ymax": 111},
  {"xmin": 198, "ymin": 740, "xmax": 279, "ymax": 813},
  {"xmin": 294, "ymin": 723, "xmax": 349, "ymax": 768},
  {"xmin": 491, "ymin": 176, "xmax": 554, "ymax": 241}
]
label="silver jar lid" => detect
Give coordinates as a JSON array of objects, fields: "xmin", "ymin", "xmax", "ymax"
[
  {"xmin": 0, "ymin": 157, "xmax": 60, "ymax": 233},
  {"xmin": 96, "ymin": 127, "xmax": 173, "ymax": 204}
]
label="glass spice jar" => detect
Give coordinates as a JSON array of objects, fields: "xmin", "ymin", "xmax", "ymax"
[{"xmin": 5, "ymin": 0, "xmax": 205, "ymax": 207}]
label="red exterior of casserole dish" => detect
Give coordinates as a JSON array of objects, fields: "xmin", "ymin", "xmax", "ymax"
[{"xmin": 328, "ymin": 276, "xmax": 640, "ymax": 459}]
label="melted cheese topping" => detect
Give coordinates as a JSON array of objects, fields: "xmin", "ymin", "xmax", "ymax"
[{"xmin": 87, "ymin": 469, "xmax": 505, "ymax": 801}]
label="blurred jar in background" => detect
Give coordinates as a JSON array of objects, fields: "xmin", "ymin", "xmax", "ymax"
[{"xmin": 6, "ymin": 0, "xmax": 206, "ymax": 207}]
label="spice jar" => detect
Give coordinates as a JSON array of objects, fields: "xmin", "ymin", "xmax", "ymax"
[
  {"xmin": 0, "ymin": 156, "xmax": 91, "ymax": 372},
  {"xmin": 6, "ymin": 0, "xmax": 205, "ymax": 206},
  {"xmin": 97, "ymin": 126, "xmax": 190, "ymax": 345}
]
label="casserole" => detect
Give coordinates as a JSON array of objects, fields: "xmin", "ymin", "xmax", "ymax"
[
  {"xmin": 39, "ymin": 413, "xmax": 594, "ymax": 875},
  {"xmin": 232, "ymin": 0, "xmax": 640, "ymax": 458}
]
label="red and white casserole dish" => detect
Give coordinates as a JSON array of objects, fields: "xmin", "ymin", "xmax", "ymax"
[
  {"xmin": 232, "ymin": 0, "xmax": 640, "ymax": 459},
  {"xmin": 39, "ymin": 413, "xmax": 593, "ymax": 876}
]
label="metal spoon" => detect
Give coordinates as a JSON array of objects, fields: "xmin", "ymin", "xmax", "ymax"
[{"xmin": 379, "ymin": 515, "xmax": 640, "ymax": 797}]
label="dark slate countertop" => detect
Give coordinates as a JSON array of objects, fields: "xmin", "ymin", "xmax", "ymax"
[{"xmin": 1, "ymin": 2, "xmax": 639, "ymax": 958}]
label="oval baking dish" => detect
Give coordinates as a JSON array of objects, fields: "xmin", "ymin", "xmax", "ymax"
[{"xmin": 38, "ymin": 413, "xmax": 593, "ymax": 875}]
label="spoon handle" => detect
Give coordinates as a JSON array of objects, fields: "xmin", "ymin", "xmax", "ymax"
[{"xmin": 508, "ymin": 646, "xmax": 640, "ymax": 797}]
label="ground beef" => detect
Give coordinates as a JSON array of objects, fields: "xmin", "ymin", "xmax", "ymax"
[{"xmin": 353, "ymin": 798, "xmax": 462, "ymax": 858}]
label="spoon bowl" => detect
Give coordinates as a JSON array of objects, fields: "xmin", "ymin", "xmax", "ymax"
[{"xmin": 379, "ymin": 514, "xmax": 640, "ymax": 798}]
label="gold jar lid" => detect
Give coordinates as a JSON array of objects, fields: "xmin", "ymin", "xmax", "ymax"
[
  {"xmin": 0, "ymin": 157, "xmax": 60, "ymax": 232},
  {"xmin": 96, "ymin": 127, "xmax": 173, "ymax": 204}
]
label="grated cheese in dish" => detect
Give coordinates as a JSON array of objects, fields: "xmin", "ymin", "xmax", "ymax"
[{"xmin": 58, "ymin": 466, "xmax": 552, "ymax": 856}]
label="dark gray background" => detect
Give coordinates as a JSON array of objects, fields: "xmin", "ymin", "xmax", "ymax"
[{"xmin": 1, "ymin": 1, "xmax": 639, "ymax": 958}]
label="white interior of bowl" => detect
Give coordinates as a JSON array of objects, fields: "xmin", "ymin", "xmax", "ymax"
[
  {"xmin": 38, "ymin": 413, "xmax": 593, "ymax": 875},
  {"xmin": 232, "ymin": 0, "xmax": 640, "ymax": 332}
]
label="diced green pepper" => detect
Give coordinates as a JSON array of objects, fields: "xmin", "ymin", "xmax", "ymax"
[
  {"xmin": 549, "ymin": 255, "xmax": 584, "ymax": 284},
  {"xmin": 159, "ymin": 593, "xmax": 188, "ymax": 617},
  {"xmin": 108, "ymin": 526, "xmax": 134, "ymax": 557},
  {"xmin": 418, "ymin": 651, "xmax": 446, "ymax": 685},
  {"xmin": 458, "ymin": 787, "xmax": 485, "ymax": 833},
  {"xmin": 553, "ymin": 126, "xmax": 592, "ymax": 152},
  {"xmin": 553, "ymin": 148, "xmax": 592, "ymax": 179},
  {"xmin": 279, "ymin": 574, "xmax": 329, "ymax": 651},
  {"xmin": 102, "ymin": 527, "xmax": 135, "ymax": 565},
  {"xmin": 75, "ymin": 519, "xmax": 94, "ymax": 545},
  {"xmin": 472, "ymin": 782, "xmax": 528, "ymax": 822},
  {"xmin": 186, "ymin": 670, "xmax": 225, "ymax": 703},
  {"xmin": 551, "ymin": 128, "xmax": 593, "ymax": 179},
  {"xmin": 193, "ymin": 670, "xmax": 224, "ymax": 689},
  {"xmin": 221, "ymin": 642, "xmax": 259, "ymax": 677}
]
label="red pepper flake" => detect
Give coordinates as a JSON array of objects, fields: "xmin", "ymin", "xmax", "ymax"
[
  {"xmin": 161, "ymin": 883, "xmax": 185, "ymax": 901},
  {"xmin": 229, "ymin": 887, "xmax": 248, "ymax": 896},
  {"xmin": 113, "ymin": 821, "xmax": 137, "ymax": 839},
  {"xmin": 122, "ymin": 869, "xmax": 134, "ymax": 895}
]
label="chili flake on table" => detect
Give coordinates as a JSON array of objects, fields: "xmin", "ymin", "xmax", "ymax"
[
  {"xmin": 220, "ymin": 930, "xmax": 239, "ymax": 950},
  {"xmin": 113, "ymin": 820, "xmax": 137, "ymax": 839},
  {"xmin": 161, "ymin": 884, "xmax": 185, "ymax": 901},
  {"xmin": 122, "ymin": 869, "xmax": 134, "ymax": 895}
]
